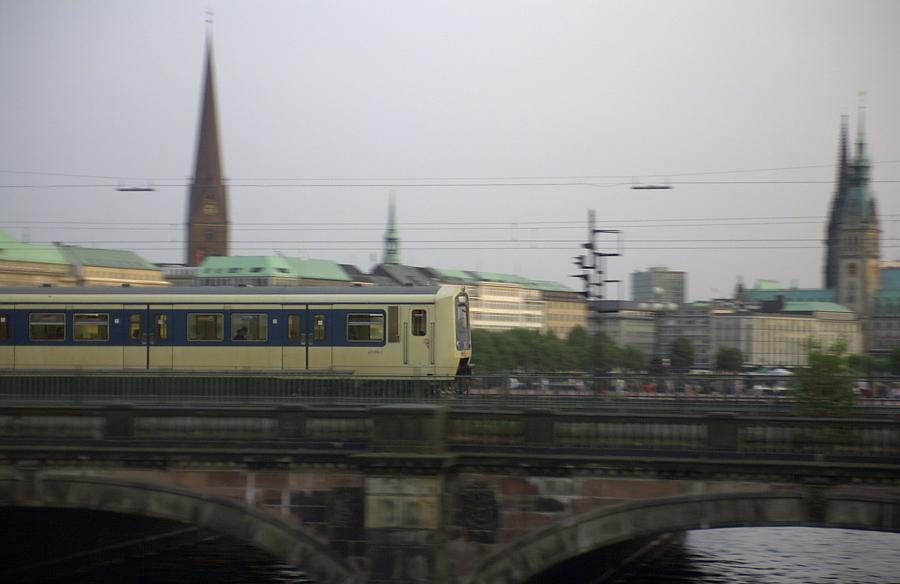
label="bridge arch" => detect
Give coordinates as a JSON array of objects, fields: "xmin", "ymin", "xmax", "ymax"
[
  {"xmin": 466, "ymin": 490, "xmax": 900, "ymax": 584},
  {"xmin": 0, "ymin": 470, "xmax": 361, "ymax": 584}
]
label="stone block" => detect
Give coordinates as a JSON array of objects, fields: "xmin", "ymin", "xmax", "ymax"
[
  {"xmin": 498, "ymin": 477, "xmax": 539, "ymax": 496},
  {"xmin": 370, "ymin": 405, "xmax": 447, "ymax": 454}
]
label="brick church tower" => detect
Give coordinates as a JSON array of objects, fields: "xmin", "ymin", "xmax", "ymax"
[{"xmin": 186, "ymin": 36, "xmax": 229, "ymax": 266}]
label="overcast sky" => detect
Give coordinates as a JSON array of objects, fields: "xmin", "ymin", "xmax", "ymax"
[{"xmin": 2, "ymin": 0, "xmax": 899, "ymax": 300}]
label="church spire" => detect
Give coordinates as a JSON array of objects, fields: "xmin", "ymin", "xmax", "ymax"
[
  {"xmin": 823, "ymin": 115, "xmax": 849, "ymax": 289},
  {"xmin": 186, "ymin": 31, "xmax": 229, "ymax": 266},
  {"xmin": 854, "ymin": 91, "xmax": 869, "ymax": 165},
  {"xmin": 383, "ymin": 192, "xmax": 401, "ymax": 265}
]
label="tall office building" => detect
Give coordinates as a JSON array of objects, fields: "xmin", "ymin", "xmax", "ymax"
[{"xmin": 631, "ymin": 267, "xmax": 686, "ymax": 306}]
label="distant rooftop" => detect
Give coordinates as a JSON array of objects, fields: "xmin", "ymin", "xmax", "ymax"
[
  {"xmin": 745, "ymin": 280, "xmax": 837, "ymax": 303},
  {"xmin": 197, "ymin": 256, "xmax": 350, "ymax": 281},
  {"xmin": 0, "ymin": 228, "xmax": 160, "ymax": 271},
  {"xmin": 780, "ymin": 301, "xmax": 854, "ymax": 314}
]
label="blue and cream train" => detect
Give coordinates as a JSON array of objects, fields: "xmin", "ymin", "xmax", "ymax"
[{"xmin": 0, "ymin": 286, "xmax": 472, "ymax": 377}]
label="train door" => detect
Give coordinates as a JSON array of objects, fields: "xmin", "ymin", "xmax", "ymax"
[
  {"xmin": 404, "ymin": 306, "xmax": 433, "ymax": 373},
  {"xmin": 147, "ymin": 306, "xmax": 173, "ymax": 369},
  {"xmin": 282, "ymin": 305, "xmax": 332, "ymax": 370},
  {"xmin": 305, "ymin": 306, "xmax": 333, "ymax": 370},
  {"xmin": 123, "ymin": 305, "xmax": 148, "ymax": 369}
]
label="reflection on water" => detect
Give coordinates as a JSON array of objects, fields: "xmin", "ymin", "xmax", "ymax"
[{"xmin": 611, "ymin": 527, "xmax": 900, "ymax": 584}]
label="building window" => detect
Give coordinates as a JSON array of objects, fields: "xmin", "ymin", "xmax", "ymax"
[
  {"xmin": 188, "ymin": 313, "xmax": 224, "ymax": 341},
  {"xmin": 347, "ymin": 313, "xmax": 384, "ymax": 342},
  {"xmin": 231, "ymin": 313, "xmax": 267, "ymax": 341},
  {"xmin": 29, "ymin": 313, "xmax": 65, "ymax": 341},
  {"xmin": 412, "ymin": 309, "xmax": 427, "ymax": 336},
  {"xmin": 74, "ymin": 313, "xmax": 109, "ymax": 341}
]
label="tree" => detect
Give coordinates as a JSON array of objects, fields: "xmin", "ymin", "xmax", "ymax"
[
  {"xmin": 668, "ymin": 337, "xmax": 694, "ymax": 371},
  {"xmin": 619, "ymin": 345, "xmax": 646, "ymax": 372},
  {"xmin": 889, "ymin": 347, "xmax": 900, "ymax": 375},
  {"xmin": 715, "ymin": 346, "xmax": 743, "ymax": 372},
  {"xmin": 792, "ymin": 342, "xmax": 855, "ymax": 417},
  {"xmin": 847, "ymin": 353, "xmax": 888, "ymax": 377}
]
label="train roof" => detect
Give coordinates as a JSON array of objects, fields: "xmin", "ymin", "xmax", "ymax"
[{"xmin": 0, "ymin": 286, "xmax": 456, "ymax": 304}]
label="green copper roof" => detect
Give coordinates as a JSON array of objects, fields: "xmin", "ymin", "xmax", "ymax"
[
  {"xmin": 752, "ymin": 279, "xmax": 784, "ymax": 291},
  {"xmin": 529, "ymin": 279, "xmax": 576, "ymax": 293},
  {"xmin": 470, "ymin": 271, "xmax": 534, "ymax": 285},
  {"xmin": 198, "ymin": 256, "xmax": 349, "ymax": 281},
  {"xmin": 429, "ymin": 268, "xmax": 478, "ymax": 283},
  {"xmin": 744, "ymin": 287, "xmax": 837, "ymax": 303},
  {"xmin": 781, "ymin": 301, "xmax": 853, "ymax": 313},
  {"xmin": 59, "ymin": 246, "xmax": 159, "ymax": 270},
  {"xmin": 0, "ymin": 229, "xmax": 160, "ymax": 270},
  {"xmin": 0, "ymin": 229, "xmax": 73, "ymax": 265}
]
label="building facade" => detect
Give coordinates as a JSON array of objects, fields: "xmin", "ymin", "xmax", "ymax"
[
  {"xmin": 591, "ymin": 300, "xmax": 656, "ymax": 358},
  {"xmin": 660, "ymin": 298, "xmax": 862, "ymax": 369},
  {"xmin": 713, "ymin": 302, "xmax": 861, "ymax": 367}
]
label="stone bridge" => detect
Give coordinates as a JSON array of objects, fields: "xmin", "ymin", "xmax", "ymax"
[{"xmin": 0, "ymin": 403, "xmax": 898, "ymax": 583}]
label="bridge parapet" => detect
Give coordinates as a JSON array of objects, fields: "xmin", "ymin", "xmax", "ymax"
[{"xmin": 1, "ymin": 403, "xmax": 899, "ymax": 583}]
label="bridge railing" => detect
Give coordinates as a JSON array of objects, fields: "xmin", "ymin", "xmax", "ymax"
[
  {"xmin": 1, "ymin": 401, "xmax": 895, "ymax": 461},
  {"xmin": 444, "ymin": 409, "xmax": 900, "ymax": 459},
  {"xmin": 2, "ymin": 372, "xmax": 899, "ymax": 414}
]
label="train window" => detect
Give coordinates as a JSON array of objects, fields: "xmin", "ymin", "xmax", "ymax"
[
  {"xmin": 129, "ymin": 314, "xmax": 142, "ymax": 341},
  {"xmin": 287, "ymin": 315, "xmax": 301, "ymax": 341},
  {"xmin": 412, "ymin": 309, "xmax": 427, "ymax": 336},
  {"xmin": 313, "ymin": 314, "xmax": 326, "ymax": 341},
  {"xmin": 388, "ymin": 306, "xmax": 399, "ymax": 343},
  {"xmin": 29, "ymin": 313, "xmax": 65, "ymax": 341},
  {"xmin": 74, "ymin": 313, "xmax": 109, "ymax": 341},
  {"xmin": 347, "ymin": 313, "xmax": 384, "ymax": 342},
  {"xmin": 156, "ymin": 314, "xmax": 169, "ymax": 340},
  {"xmin": 187, "ymin": 313, "xmax": 223, "ymax": 341},
  {"xmin": 0, "ymin": 314, "xmax": 9, "ymax": 341},
  {"xmin": 231, "ymin": 313, "xmax": 267, "ymax": 341}
]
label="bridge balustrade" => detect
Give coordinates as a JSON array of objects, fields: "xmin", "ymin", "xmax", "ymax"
[{"xmin": 1, "ymin": 403, "xmax": 896, "ymax": 462}]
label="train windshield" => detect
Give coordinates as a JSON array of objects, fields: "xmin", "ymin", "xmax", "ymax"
[{"xmin": 455, "ymin": 293, "xmax": 471, "ymax": 350}]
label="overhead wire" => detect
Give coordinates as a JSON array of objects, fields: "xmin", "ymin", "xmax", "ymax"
[{"xmin": 2, "ymin": 159, "xmax": 900, "ymax": 182}]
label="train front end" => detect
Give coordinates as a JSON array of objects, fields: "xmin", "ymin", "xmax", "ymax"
[{"xmin": 453, "ymin": 289, "xmax": 472, "ymax": 375}]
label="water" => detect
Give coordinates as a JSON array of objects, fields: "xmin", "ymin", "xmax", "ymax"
[
  {"xmin": 5, "ymin": 510, "xmax": 900, "ymax": 583},
  {"xmin": 609, "ymin": 527, "xmax": 900, "ymax": 584}
]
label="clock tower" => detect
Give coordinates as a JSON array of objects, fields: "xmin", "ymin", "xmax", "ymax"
[{"xmin": 186, "ymin": 35, "xmax": 229, "ymax": 266}]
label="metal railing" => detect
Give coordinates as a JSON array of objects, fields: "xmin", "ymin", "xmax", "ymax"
[{"xmin": 1, "ymin": 371, "xmax": 898, "ymax": 415}]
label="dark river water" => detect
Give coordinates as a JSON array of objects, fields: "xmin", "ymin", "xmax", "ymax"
[
  {"xmin": 5, "ymin": 516, "xmax": 900, "ymax": 583},
  {"xmin": 608, "ymin": 527, "xmax": 900, "ymax": 584}
]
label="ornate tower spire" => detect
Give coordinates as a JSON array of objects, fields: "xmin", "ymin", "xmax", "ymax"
[
  {"xmin": 383, "ymin": 191, "xmax": 401, "ymax": 265},
  {"xmin": 835, "ymin": 96, "xmax": 881, "ymax": 350},
  {"xmin": 855, "ymin": 91, "xmax": 868, "ymax": 162},
  {"xmin": 186, "ymin": 32, "xmax": 229, "ymax": 266},
  {"xmin": 823, "ymin": 115, "xmax": 850, "ymax": 289}
]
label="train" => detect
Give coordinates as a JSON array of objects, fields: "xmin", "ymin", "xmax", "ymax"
[{"xmin": 0, "ymin": 285, "xmax": 472, "ymax": 377}]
